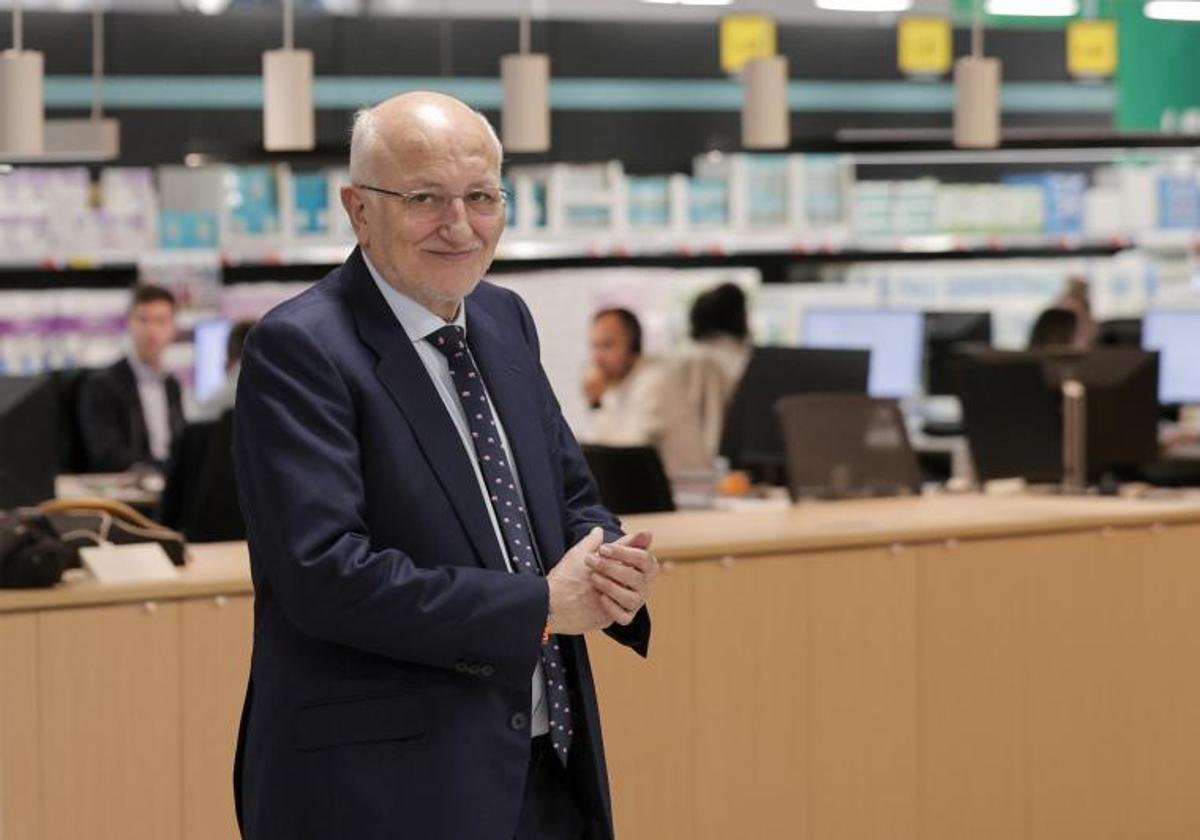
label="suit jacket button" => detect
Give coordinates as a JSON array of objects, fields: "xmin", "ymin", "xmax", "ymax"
[
  {"xmin": 467, "ymin": 664, "xmax": 482, "ymax": 676},
  {"xmin": 480, "ymin": 665, "xmax": 495, "ymax": 677},
  {"xmin": 454, "ymin": 662, "xmax": 469, "ymax": 673},
  {"xmin": 510, "ymin": 712, "xmax": 528, "ymax": 731}
]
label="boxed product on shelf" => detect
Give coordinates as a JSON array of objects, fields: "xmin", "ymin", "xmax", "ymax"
[
  {"xmin": 1156, "ymin": 171, "xmax": 1200, "ymax": 230},
  {"xmin": 627, "ymin": 176, "xmax": 672, "ymax": 228},
  {"xmin": 1002, "ymin": 172, "xmax": 1086, "ymax": 235},
  {"xmin": 292, "ymin": 171, "xmax": 331, "ymax": 237},
  {"xmin": 227, "ymin": 166, "xmax": 281, "ymax": 237},
  {"xmin": 687, "ymin": 177, "xmax": 729, "ymax": 227},
  {"xmin": 743, "ymin": 155, "xmax": 788, "ymax": 228}
]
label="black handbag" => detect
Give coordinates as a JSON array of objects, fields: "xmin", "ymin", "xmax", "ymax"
[{"xmin": 0, "ymin": 511, "xmax": 76, "ymax": 589}]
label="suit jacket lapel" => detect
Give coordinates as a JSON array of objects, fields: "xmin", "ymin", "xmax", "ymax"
[
  {"xmin": 465, "ymin": 301, "xmax": 564, "ymax": 573},
  {"xmin": 343, "ymin": 249, "xmax": 508, "ymax": 573}
]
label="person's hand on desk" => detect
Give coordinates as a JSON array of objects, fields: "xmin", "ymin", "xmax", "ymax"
[{"xmin": 585, "ymin": 530, "xmax": 657, "ymax": 627}]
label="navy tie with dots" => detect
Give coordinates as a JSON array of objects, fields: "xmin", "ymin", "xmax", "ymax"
[{"xmin": 427, "ymin": 324, "xmax": 574, "ymax": 765}]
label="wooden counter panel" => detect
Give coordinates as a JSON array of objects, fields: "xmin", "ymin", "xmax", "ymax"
[
  {"xmin": 1126, "ymin": 523, "xmax": 1200, "ymax": 839},
  {"xmin": 590, "ymin": 560, "xmax": 697, "ymax": 840},
  {"xmin": 181, "ymin": 595, "xmax": 254, "ymax": 840},
  {"xmin": 694, "ymin": 552, "xmax": 810, "ymax": 840},
  {"xmin": 917, "ymin": 536, "xmax": 1030, "ymax": 840},
  {"xmin": 0, "ymin": 612, "xmax": 41, "ymax": 839},
  {"xmin": 38, "ymin": 602, "xmax": 182, "ymax": 840},
  {"xmin": 804, "ymin": 546, "xmax": 918, "ymax": 840}
]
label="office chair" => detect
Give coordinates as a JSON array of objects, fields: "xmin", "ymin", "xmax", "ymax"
[
  {"xmin": 581, "ymin": 444, "xmax": 675, "ymax": 515},
  {"xmin": 159, "ymin": 410, "xmax": 244, "ymax": 543},
  {"xmin": 774, "ymin": 394, "xmax": 921, "ymax": 501}
]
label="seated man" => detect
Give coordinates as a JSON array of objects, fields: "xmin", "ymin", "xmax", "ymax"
[
  {"xmin": 79, "ymin": 284, "xmax": 185, "ymax": 472},
  {"xmin": 581, "ymin": 307, "xmax": 666, "ymax": 449}
]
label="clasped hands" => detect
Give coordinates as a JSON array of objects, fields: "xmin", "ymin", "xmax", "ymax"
[{"xmin": 546, "ymin": 526, "xmax": 657, "ymax": 635}]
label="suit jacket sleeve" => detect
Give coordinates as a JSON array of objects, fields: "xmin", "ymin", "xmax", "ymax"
[
  {"xmin": 510, "ymin": 292, "xmax": 651, "ymax": 658},
  {"xmin": 234, "ymin": 316, "xmax": 548, "ymax": 689},
  {"xmin": 78, "ymin": 368, "xmax": 138, "ymax": 473}
]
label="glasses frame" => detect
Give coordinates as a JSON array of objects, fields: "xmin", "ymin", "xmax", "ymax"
[{"xmin": 354, "ymin": 183, "xmax": 512, "ymax": 219}]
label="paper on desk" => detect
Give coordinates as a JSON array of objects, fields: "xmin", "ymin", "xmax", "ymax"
[{"xmin": 80, "ymin": 543, "xmax": 180, "ymax": 584}]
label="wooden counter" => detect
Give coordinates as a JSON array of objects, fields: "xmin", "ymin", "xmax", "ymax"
[{"xmin": 4, "ymin": 493, "xmax": 1200, "ymax": 839}]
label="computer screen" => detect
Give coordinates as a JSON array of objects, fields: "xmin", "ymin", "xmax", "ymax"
[
  {"xmin": 924, "ymin": 311, "xmax": 992, "ymax": 397},
  {"xmin": 1142, "ymin": 310, "xmax": 1200, "ymax": 404},
  {"xmin": 0, "ymin": 374, "xmax": 58, "ymax": 508},
  {"xmin": 801, "ymin": 308, "xmax": 925, "ymax": 399},
  {"xmin": 193, "ymin": 318, "xmax": 232, "ymax": 402},
  {"xmin": 719, "ymin": 346, "xmax": 870, "ymax": 484}
]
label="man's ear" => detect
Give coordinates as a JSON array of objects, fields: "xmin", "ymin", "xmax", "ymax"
[{"xmin": 340, "ymin": 186, "xmax": 370, "ymax": 247}]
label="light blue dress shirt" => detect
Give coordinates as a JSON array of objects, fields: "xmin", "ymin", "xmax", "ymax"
[{"xmin": 364, "ymin": 254, "xmax": 549, "ymax": 737}]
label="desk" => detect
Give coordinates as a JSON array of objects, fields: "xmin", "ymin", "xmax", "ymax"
[
  {"xmin": 4, "ymin": 495, "xmax": 1200, "ymax": 839},
  {"xmin": 54, "ymin": 472, "xmax": 163, "ymax": 509}
]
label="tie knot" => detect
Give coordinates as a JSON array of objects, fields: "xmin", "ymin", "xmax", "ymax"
[{"xmin": 427, "ymin": 325, "xmax": 466, "ymax": 357}]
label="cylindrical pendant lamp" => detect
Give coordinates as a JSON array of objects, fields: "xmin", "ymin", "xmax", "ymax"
[
  {"xmin": 501, "ymin": 13, "xmax": 551, "ymax": 153},
  {"xmin": 0, "ymin": 49, "xmax": 44, "ymax": 156},
  {"xmin": 263, "ymin": 48, "xmax": 314, "ymax": 151},
  {"xmin": 741, "ymin": 55, "xmax": 790, "ymax": 149},
  {"xmin": 953, "ymin": 55, "xmax": 1001, "ymax": 148}
]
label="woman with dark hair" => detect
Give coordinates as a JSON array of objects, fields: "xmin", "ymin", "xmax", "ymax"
[{"xmin": 687, "ymin": 282, "xmax": 752, "ymax": 389}]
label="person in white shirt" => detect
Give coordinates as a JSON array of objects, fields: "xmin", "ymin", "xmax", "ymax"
[{"xmin": 581, "ymin": 308, "xmax": 667, "ymax": 449}]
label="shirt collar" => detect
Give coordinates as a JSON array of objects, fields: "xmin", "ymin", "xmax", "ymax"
[
  {"xmin": 127, "ymin": 352, "xmax": 165, "ymax": 384},
  {"xmin": 363, "ymin": 251, "xmax": 467, "ymax": 344}
]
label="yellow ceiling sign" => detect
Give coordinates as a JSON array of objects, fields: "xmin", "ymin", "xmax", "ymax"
[
  {"xmin": 720, "ymin": 15, "xmax": 777, "ymax": 75},
  {"xmin": 1067, "ymin": 20, "xmax": 1117, "ymax": 78},
  {"xmin": 897, "ymin": 17, "xmax": 952, "ymax": 77}
]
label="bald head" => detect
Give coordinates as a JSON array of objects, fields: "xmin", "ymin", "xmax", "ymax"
[{"xmin": 349, "ymin": 91, "xmax": 502, "ymax": 186}]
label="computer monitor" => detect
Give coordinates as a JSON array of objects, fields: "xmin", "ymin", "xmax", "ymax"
[
  {"xmin": 923, "ymin": 311, "xmax": 992, "ymax": 397},
  {"xmin": 1142, "ymin": 310, "xmax": 1200, "ymax": 404},
  {"xmin": 719, "ymin": 346, "xmax": 870, "ymax": 484},
  {"xmin": 0, "ymin": 374, "xmax": 58, "ymax": 508},
  {"xmin": 959, "ymin": 348, "xmax": 1159, "ymax": 485},
  {"xmin": 193, "ymin": 318, "xmax": 232, "ymax": 402},
  {"xmin": 801, "ymin": 308, "xmax": 924, "ymax": 399}
]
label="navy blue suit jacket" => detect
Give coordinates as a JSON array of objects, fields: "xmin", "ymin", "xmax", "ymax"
[{"xmin": 232, "ymin": 248, "xmax": 650, "ymax": 840}]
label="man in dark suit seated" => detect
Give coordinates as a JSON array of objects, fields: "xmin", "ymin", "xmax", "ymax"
[
  {"xmin": 233, "ymin": 91, "xmax": 658, "ymax": 840},
  {"xmin": 78, "ymin": 284, "xmax": 184, "ymax": 472}
]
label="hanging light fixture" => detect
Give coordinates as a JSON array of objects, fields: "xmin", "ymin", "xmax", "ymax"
[
  {"xmin": 1145, "ymin": 0, "xmax": 1200, "ymax": 20},
  {"xmin": 815, "ymin": 0, "xmax": 913, "ymax": 11},
  {"xmin": 954, "ymin": 0, "xmax": 1001, "ymax": 148},
  {"xmin": 0, "ymin": 0, "xmax": 44, "ymax": 157},
  {"xmin": 986, "ymin": 0, "xmax": 1078, "ymax": 14},
  {"xmin": 741, "ymin": 55, "xmax": 790, "ymax": 150},
  {"xmin": 263, "ymin": 0, "xmax": 315, "ymax": 152},
  {"xmin": 44, "ymin": 0, "xmax": 120, "ymax": 160},
  {"xmin": 501, "ymin": 11, "xmax": 550, "ymax": 153}
]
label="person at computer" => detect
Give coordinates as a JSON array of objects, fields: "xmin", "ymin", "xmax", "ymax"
[
  {"xmin": 581, "ymin": 307, "xmax": 667, "ymax": 449},
  {"xmin": 79, "ymin": 283, "xmax": 185, "ymax": 473},
  {"xmin": 1028, "ymin": 307, "xmax": 1079, "ymax": 350},
  {"xmin": 1054, "ymin": 275, "xmax": 1098, "ymax": 350},
  {"xmin": 685, "ymin": 282, "xmax": 752, "ymax": 393},
  {"xmin": 194, "ymin": 318, "xmax": 256, "ymax": 422}
]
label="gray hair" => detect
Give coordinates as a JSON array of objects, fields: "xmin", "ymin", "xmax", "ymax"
[{"xmin": 348, "ymin": 102, "xmax": 503, "ymax": 185}]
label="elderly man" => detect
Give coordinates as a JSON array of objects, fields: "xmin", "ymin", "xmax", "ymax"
[{"xmin": 233, "ymin": 92, "xmax": 656, "ymax": 840}]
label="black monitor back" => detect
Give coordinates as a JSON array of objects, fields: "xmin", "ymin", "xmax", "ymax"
[
  {"xmin": 924, "ymin": 311, "xmax": 993, "ymax": 397},
  {"xmin": 581, "ymin": 444, "xmax": 675, "ymax": 515},
  {"xmin": 1044, "ymin": 348, "xmax": 1159, "ymax": 480},
  {"xmin": 960, "ymin": 348, "xmax": 1160, "ymax": 485},
  {"xmin": 719, "ymin": 346, "xmax": 870, "ymax": 483},
  {"xmin": 0, "ymin": 375, "xmax": 58, "ymax": 508},
  {"xmin": 959, "ymin": 353, "xmax": 1063, "ymax": 483}
]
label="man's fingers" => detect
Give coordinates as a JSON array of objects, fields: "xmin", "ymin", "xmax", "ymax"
[
  {"xmin": 598, "ymin": 593, "xmax": 636, "ymax": 626},
  {"xmin": 615, "ymin": 530, "xmax": 653, "ymax": 550},
  {"xmin": 574, "ymin": 526, "xmax": 604, "ymax": 556},
  {"xmin": 585, "ymin": 554, "xmax": 645, "ymax": 590},
  {"xmin": 599, "ymin": 543, "xmax": 657, "ymax": 574},
  {"xmin": 590, "ymin": 572, "xmax": 642, "ymax": 613}
]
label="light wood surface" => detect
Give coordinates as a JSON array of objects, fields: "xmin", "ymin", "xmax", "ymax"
[
  {"xmin": 181, "ymin": 595, "xmax": 253, "ymax": 840},
  {"xmin": 5, "ymin": 496, "xmax": 1200, "ymax": 839},
  {"xmin": 37, "ymin": 601, "xmax": 182, "ymax": 840},
  {"xmin": 0, "ymin": 613, "xmax": 41, "ymax": 839}
]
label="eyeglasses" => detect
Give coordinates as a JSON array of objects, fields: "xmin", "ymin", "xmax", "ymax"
[{"xmin": 355, "ymin": 184, "xmax": 511, "ymax": 220}]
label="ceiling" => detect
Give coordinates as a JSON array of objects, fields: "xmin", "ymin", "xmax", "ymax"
[{"xmin": 7, "ymin": 0, "xmax": 957, "ymax": 26}]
